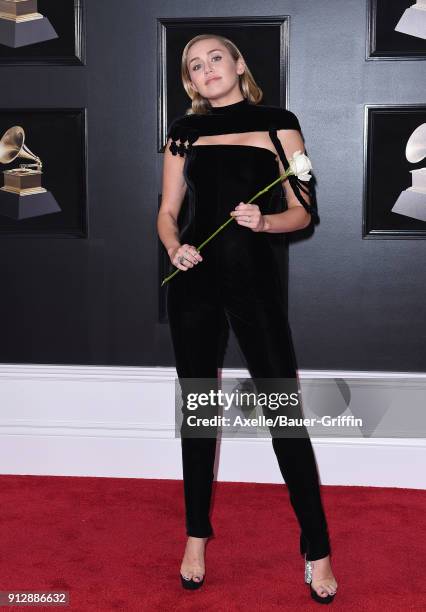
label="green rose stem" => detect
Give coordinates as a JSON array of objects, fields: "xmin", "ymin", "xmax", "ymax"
[{"xmin": 161, "ymin": 168, "xmax": 294, "ymax": 286}]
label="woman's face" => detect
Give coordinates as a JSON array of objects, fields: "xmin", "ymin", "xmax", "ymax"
[{"xmin": 186, "ymin": 38, "xmax": 245, "ymax": 102}]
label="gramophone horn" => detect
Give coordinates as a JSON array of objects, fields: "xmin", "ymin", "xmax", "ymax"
[
  {"xmin": 0, "ymin": 125, "xmax": 41, "ymax": 167},
  {"xmin": 406, "ymin": 123, "xmax": 426, "ymax": 164}
]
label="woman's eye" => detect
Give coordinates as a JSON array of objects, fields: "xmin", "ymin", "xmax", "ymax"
[{"xmin": 192, "ymin": 55, "xmax": 222, "ymax": 71}]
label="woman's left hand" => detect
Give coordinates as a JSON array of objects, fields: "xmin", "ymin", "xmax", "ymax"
[{"xmin": 230, "ymin": 202, "xmax": 265, "ymax": 232}]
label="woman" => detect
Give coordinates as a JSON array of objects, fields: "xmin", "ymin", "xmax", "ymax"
[{"xmin": 157, "ymin": 34, "xmax": 338, "ymax": 603}]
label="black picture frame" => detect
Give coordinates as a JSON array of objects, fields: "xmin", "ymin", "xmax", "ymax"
[
  {"xmin": 0, "ymin": 107, "xmax": 88, "ymax": 238},
  {"xmin": 366, "ymin": 0, "xmax": 426, "ymax": 60},
  {"xmin": 157, "ymin": 16, "xmax": 291, "ymax": 322},
  {"xmin": 0, "ymin": 0, "xmax": 85, "ymax": 65},
  {"xmin": 363, "ymin": 104, "xmax": 426, "ymax": 239}
]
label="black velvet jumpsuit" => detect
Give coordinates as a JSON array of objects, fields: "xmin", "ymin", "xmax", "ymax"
[{"xmin": 164, "ymin": 98, "xmax": 331, "ymax": 562}]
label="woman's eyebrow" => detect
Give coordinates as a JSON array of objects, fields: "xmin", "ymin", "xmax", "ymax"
[{"xmin": 188, "ymin": 49, "xmax": 223, "ymax": 64}]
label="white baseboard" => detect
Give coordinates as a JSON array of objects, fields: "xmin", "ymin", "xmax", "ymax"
[{"xmin": 0, "ymin": 365, "xmax": 424, "ymax": 489}]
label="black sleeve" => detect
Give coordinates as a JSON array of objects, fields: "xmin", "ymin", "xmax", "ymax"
[
  {"xmin": 268, "ymin": 109, "xmax": 319, "ymax": 223},
  {"xmin": 166, "ymin": 115, "xmax": 197, "ymax": 157}
]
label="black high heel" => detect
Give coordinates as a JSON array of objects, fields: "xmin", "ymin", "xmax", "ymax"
[
  {"xmin": 180, "ymin": 572, "xmax": 205, "ymax": 590},
  {"xmin": 304, "ymin": 555, "xmax": 337, "ymax": 604}
]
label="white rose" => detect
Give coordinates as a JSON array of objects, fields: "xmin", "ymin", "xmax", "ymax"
[{"xmin": 289, "ymin": 150, "xmax": 312, "ymax": 181}]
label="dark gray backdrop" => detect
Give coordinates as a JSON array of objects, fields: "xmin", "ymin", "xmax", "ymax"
[{"xmin": 0, "ymin": 0, "xmax": 425, "ymax": 371}]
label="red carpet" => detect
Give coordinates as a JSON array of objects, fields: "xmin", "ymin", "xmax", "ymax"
[{"xmin": 0, "ymin": 475, "xmax": 425, "ymax": 610}]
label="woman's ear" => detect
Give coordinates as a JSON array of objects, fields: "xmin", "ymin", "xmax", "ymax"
[{"xmin": 237, "ymin": 59, "xmax": 245, "ymax": 76}]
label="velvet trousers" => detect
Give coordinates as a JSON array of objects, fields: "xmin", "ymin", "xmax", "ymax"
[{"xmin": 166, "ymin": 278, "xmax": 331, "ymax": 562}]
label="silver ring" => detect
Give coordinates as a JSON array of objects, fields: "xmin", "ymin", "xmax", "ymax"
[{"xmin": 178, "ymin": 250, "xmax": 190, "ymax": 265}]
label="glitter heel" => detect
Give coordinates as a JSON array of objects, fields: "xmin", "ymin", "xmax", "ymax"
[{"xmin": 304, "ymin": 555, "xmax": 336, "ymax": 604}]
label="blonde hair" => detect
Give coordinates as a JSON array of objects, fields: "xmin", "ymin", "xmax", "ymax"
[{"xmin": 180, "ymin": 34, "xmax": 263, "ymax": 115}]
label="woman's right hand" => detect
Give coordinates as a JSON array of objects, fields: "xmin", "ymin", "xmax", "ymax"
[{"xmin": 168, "ymin": 244, "xmax": 203, "ymax": 271}]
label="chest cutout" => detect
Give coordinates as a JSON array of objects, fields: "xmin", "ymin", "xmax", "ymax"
[{"xmin": 189, "ymin": 131, "xmax": 279, "ymax": 163}]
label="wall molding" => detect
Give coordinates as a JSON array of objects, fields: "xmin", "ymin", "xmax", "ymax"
[{"xmin": 0, "ymin": 365, "xmax": 424, "ymax": 489}]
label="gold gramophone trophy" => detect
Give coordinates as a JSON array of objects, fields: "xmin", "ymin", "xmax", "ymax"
[
  {"xmin": 0, "ymin": 0, "xmax": 58, "ymax": 48},
  {"xmin": 0, "ymin": 125, "xmax": 60, "ymax": 219}
]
